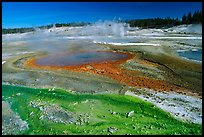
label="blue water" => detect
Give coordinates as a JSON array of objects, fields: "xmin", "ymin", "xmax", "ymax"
[
  {"xmin": 36, "ymin": 51, "xmax": 128, "ymax": 66},
  {"xmin": 177, "ymin": 49, "xmax": 202, "ymax": 62}
]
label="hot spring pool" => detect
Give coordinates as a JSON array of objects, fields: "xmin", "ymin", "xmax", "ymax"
[{"xmin": 36, "ymin": 51, "xmax": 128, "ymax": 66}]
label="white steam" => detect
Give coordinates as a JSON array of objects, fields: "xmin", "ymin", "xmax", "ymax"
[{"xmin": 80, "ymin": 21, "xmax": 127, "ymax": 37}]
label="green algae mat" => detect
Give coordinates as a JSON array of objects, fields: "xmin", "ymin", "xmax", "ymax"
[{"xmin": 2, "ymin": 84, "xmax": 202, "ymax": 135}]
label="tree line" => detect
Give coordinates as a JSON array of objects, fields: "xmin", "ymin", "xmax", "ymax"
[
  {"xmin": 2, "ymin": 22, "xmax": 90, "ymax": 34},
  {"xmin": 2, "ymin": 27, "xmax": 35, "ymax": 34},
  {"xmin": 126, "ymin": 17, "xmax": 181, "ymax": 29},
  {"xmin": 2, "ymin": 10, "xmax": 202, "ymax": 34},
  {"xmin": 126, "ymin": 10, "xmax": 202, "ymax": 28},
  {"xmin": 55, "ymin": 22, "xmax": 91, "ymax": 27},
  {"xmin": 182, "ymin": 10, "xmax": 202, "ymax": 24}
]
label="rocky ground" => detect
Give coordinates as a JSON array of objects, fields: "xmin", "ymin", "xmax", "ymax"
[
  {"xmin": 125, "ymin": 88, "xmax": 202, "ymax": 124},
  {"xmin": 2, "ymin": 101, "xmax": 29, "ymax": 135}
]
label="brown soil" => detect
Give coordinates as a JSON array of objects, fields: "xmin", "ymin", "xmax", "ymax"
[{"xmin": 25, "ymin": 51, "xmax": 186, "ymax": 92}]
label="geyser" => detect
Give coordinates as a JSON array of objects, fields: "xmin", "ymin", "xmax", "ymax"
[{"xmin": 80, "ymin": 20, "xmax": 127, "ymax": 37}]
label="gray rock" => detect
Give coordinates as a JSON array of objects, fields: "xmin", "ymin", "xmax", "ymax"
[
  {"xmin": 127, "ymin": 110, "xmax": 134, "ymax": 117},
  {"xmin": 108, "ymin": 127, "xmax": 118, "ymax": 134}
]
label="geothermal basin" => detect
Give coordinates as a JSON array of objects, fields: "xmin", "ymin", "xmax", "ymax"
[
  {"xmin": 35, "ymin": 51, "xmax": 129, "ymax": 66},
  {"xmin": 26, "ymin": 50, "xmax": 186, "ymax": 93}
]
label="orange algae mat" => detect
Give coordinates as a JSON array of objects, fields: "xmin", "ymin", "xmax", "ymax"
[{"xmin": 25, "ymin": 51, "xmax": 184, "ymax": 92}]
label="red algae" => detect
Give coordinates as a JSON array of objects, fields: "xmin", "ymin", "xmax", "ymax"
[{"xmin": 25, "ymin": 51, "xmax": 186, "ymax": 92}]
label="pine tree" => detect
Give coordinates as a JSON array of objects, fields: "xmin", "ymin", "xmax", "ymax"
[
  {"xmin": 187, "ymin": 12, "xmax": 192, "ymax": 24},
  {"xmin": 182, "ymin": 14, "xmax": 187, "ymax": 24}
]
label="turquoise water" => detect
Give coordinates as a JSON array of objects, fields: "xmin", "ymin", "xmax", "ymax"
[
  {"xmin": 177, "ymin": 49, "xmax": 202, "ymax": 62},
  {"xmin": 36, "ymin": 51, "xmax": 128, "ymax": 66}
]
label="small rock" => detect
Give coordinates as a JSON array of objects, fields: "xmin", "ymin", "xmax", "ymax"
[
  {"xmin": 30, "ymin": 111, "xmax": 34, "ymax": 116},
  {"xmin": 133, "ymin": 125, "xmax": 136, "ymax": 129},
  {"xmin": 82, "ymin": 99, "xmax": 89, "ymax": 103},
  {"xmin": 16, "ymin": 93, "xmax": 21, "ymax": 96},
  {"xmin": 127, "ymin": 110, "xmax": 134, "ymax": 117},
  {"xmin": 73, "ymin": 102, "xmax": 78, "ymax": 105},
  {"xmin": 63, "ymin": 130, "xmax": 69, "ymax": 134},
  {"xmin": 39, "ymin": 115, "xmax": 44, "ymax": 120},
  {"xmin": 108, "ymin": 127, "xmax": 118, "ymax": 134},
  {"xmin": 111, "ymin": 112, "xmax": 116, "ymax": 115},
  {"xmin": 39, "ymin": 106, "xmax": 44, "ymax": 111}
]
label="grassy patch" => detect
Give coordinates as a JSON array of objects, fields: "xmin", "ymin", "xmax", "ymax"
[{"xmin": 2, "ymin": 84, "xmax": 202, "ymax": 135}]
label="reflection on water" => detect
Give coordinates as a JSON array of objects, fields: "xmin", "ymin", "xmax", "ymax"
[{"xmin": 36, "ymin": 51, "xmax": 128, "ymax": 66}]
